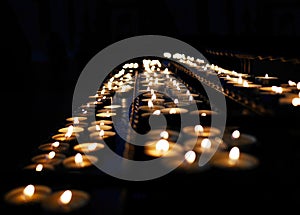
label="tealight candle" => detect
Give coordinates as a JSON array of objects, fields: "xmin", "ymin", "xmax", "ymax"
[
  {"xmin": 183, "ymin": 125, "xmax": 221, "ymax": 137},
  {"xmin": 58, "ymin": 126, "xmax": 84, "ymax": 133},
  {"xmin": 23, "ymin": 163, "xmax": 55, "ymax": 172},
  {"xmin": 160, "ymin": 107, "xmax": 188, "ymax": 115},
  {"xmin": 89, "ymin": 130, "xmax": 116, "ymax": 140},
  {"xmin": 144, "ymin": 139, "xmax": 182, "ymax": 157},
  {"xmin": 222, "ymin": 129, "xmax": 257, "ymax": 148},
  {"xmin": 4, "ymin": 184, "xmax": 52, "ymax": 205},
  {"xmin": 63, "ymin": 153, "xmax": 98, "ymax": 169},
  {"xmin": 41, "ymin": 189, "xmax": 90, "ymax": 213},
  {"xmin": 96, "ymin": 111, "xmax": 117, "ymax": 118},
  {"xmin": 91, "ymin": 120, "xmax": 113, "ymax": 125},
  {"xmin": 87, "ymin": 124, "xmax": 113, "ymax": 132},
  {"xmin": 31, "ymin": 151, "xmax": 66, "ymax": 165},
  {"xmin": 210, "ymin": 146, "xmax": 259, "ymax": 169},
  {"xmin": 73, "ymin": 142, "xmax": 105, "ymax": 153},
  {"xmin": 38, "ymin": 141, "xmax": 69, "ymax": 152},
  {"xmin": 255, "ymin": 74, "xmax": 279, "ymax": 86}
]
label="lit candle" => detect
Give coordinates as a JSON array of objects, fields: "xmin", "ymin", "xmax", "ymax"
[
  {"xmin": 31, "ymin": 151, "xmax": 66, "ymax": 165},
  {"xmin": 23, "ymin": 163, "xmax": 55, "ymax": 172},
  {"xmin": 58, "ymin": 125, "xmax": 84, "ymax": 133},
  {"xmin": 73, "ymin": 142, "xmax": 105, "ymax": 153},
  {"xmin": 89, "ymin": 130, "xmax": 116, "ymax": 141},
  {"xmin": 183, "ymin": 125, "xmax": 221, "ymax": 138},
  {"xmin": 160, "ymin": 107, "xmax": 188, "ymax": 115},
  {"xmin": 96, "ymin": 111, "xmax": 117, "ymax": 118},
  {"xmin": 210, "ymin": 146, "xmax": 259, "ymax": 169},
  {"xmin": 4, "ymin": 184, "xmax": 51, "ymax": 205},
  {"xmin": 87, "ymin": 124, "xmax": 112, "ymax": 132},
  {"xmin": 38, "ymin": 141, "xmax": 69, "ymax": 152},
  {"xmin": 41, "ymin": 189, "xmax": 90, "ymax": 213},
  {"xmin": 62, "ymin": 153, "xmax": 98, "ymax": 169},
  {"xmin": 255, "ymin": 73, "xmax": 279, "ymax": 86},
  {"xmin": 144, "ymin": 139, "xmax": 181, "ymax": 157},
  {"xmin": 222, "ymin": 129, "xmax": 257, "ymax": 148}
]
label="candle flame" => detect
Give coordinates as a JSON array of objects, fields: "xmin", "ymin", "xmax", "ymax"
[
  {"xmin": 174, "ymin": 99, "xmax": 179, "ymax": 104},
  {"xmin": 99, "ymin": 129, "xmax": 105, "ymax": 137},
  {"xmin": 160, "ymin": 131, "xmax": 169, "ymax": 139},
  {"xmin": 229, "ymin": 147, "xmax": 240, "ymax": 161},
  {"xmin": 23, "ymin": 185, "xmax": 35, "ymax": 197},
  {"xmin": 75, "ymin": 153, "xmax": 83, "ymax": 164},
  {"xmin": 65, "ymin": 125, "xmax": 73, "ymax": 138},
  {"xmin": 265, "ymin": 74, "xmax": 269, "ymax": 78},
  {"xmin": 148, "ymin": 100, "xmax": 154, "ymax": 108},
  {"xmin": 184, "ymin": 150, "xmax": 196, "ymax": 164},
  {"xmin": 87, "ymin": 143, "xmax": 98, "ymax": 151},
  {"xmin": 73, "ymin": 117, "xmax": 79, "ymax": 124},
  {"xmin": 151, "ymin": 94, "xmax": 156, "ymax": 101},
  {"xmin": 243, "ymin": 81, "xmax": 249, "ymax": 87},
  {"xmin": 52, "ymin": 141, "xmax": 60, "ymax": 148},
  {"xmin": 35, "ymin": 164, "xmax": 43, "ymax": 172},
  {"xmin": 237, "ymin": 76, "xmax": 243, "ymax": 84},
  {"xmin": 297, "ymin": 82, "xmax": 300, "ymax": 90},
  {"xmin": 155, "ymin": 139, "xmax": 169, "ymax": 153},
  {"xmin": 288, "ymin": 80, "xmax": 296, "ymax": 86},
  {"xmin": 153, "ymin": 110, "xmax": 161, "ymax": 115},
  {"xmin": 96, "ymin": 124, "xmax": 100, "ymax": 131},
  {"xmin": 201, "ymin": 138, "xmax": 211, "ymax": 149},
  {"xmin": 169, "ymin": 108, "xmax": 177, "ymax": 114},
  {"xmin": 59, "ymin": 190, "xmax": 72, "ymax": 205},
  {"xmin": 194, "ymin": 125, "xmax": 204, "ymax": 134},
  {"xmin": 48, "ymin": 151, "xmax": 55, "ymax": 159},
  {"xmin": 292, "ymin": 97, "xmax": 300, "ymax": 106},
  {"xmin": 201, "ymin": 112, "xmax": 207, "ymax": 116},
  {"xmin": 232, "ymin": 130, "xmax": 240, "ymax": 139}
]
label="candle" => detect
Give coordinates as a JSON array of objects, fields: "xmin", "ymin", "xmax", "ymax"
[
  {"xmin": 255, "ymin": 74, "xmax": 279, "ymax": 86},
  {"xmin": 87, "ymin": 124, "xmax": 112, "ymax": 132},
  {"xmin": 63, "ymin": 153, "xmax": 98, "ymax": 169},
  {"xmin": 58, "ymin": 126, "xmax": 84, "ymax": 133},
  {"xmin": 91, "ymin": 120, "xmax": 113, "ymax": 125},
  {"xmin": 160, "ymin": 107, "xmax": 188, "ymax": 115},
  {"xmin": 96, "ymin": 111, "xmax": 117, "ymax": 118},
  {"xmin": 31, "ymin": 151, "xmax": 66, "ymax": 165},
  {"xmin": 139, "ymin": 100, "xmax": 164, "ymax": 112},
  {"xmin": 73, "ymin": 142, "xmax": 105, "ymax": 153},
  {"xmin": 210, "ymin": 146, "xmax": 259, "ymax": 169},
  {"xmin": 183, "ymin": 125, "xmax": 221, "ymax": 137},
  {"xmin": 38, "ymin": 141, "xmax": 69, "ymax": 152},
  {"xmin": 89, "ymin": 130, "xmax": 116, "ymax": 140},
  {"xmin": 41, "ymin": 189, "xmax": 90, "ymax": 213},
  {"xmin": 144, "ymin": 139, "xmax": 182, "ymax": 157},
  {"xmin": 222, "ymin": 130, "xmax": 257, "ymax": 148},
  {"xmin": 65, "ymin": 116, "xmax": 88, "ymax": 127},
  {"xmin": 51, "ymin": 133, "xmax": 77, "ymax": 142},
  {"xmin": 23, "ymin": 163, "xmax": 55, "ymax": 172},
  {"xmin": 4, "ymin": 184, "xmax": 51, "ymax": 205},
  {"xmin": 259, "ymin": 86, "xmax": 291, "ymax": 94}
]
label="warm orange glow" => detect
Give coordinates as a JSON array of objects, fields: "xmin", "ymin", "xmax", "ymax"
[
  {"xmin": 23, "ymin": 185, "xmax": 35, "ymax": 197},
  {"xmin": 201, "ymin": 138, "xmax": 211, "ymax": 149},
  {"xmin": 194, "ymin": 125, "xmax": 204, "ymax": 135},
  {"xmin": 35, "ymin": 164, "xmax": 43, "ymax": 172},
  {"xmin": 75, "ymin": 153, "xmax": 83, "ymax": 164},
  {"xmin": 59, "ymin": 190, "xmax": 72, "ymax": 205},
  {"xmin": 229, "ymin": 147, "xmax": 240, "ymax": 161},
  {"xmin": 231, "ymin": 130, "xmax": 240, "ymax": 139},
  {"xmin": 184, "ymin": 150, "xmax": 196, "ymax": 164},
  {"xmin": 155, "ymin": 139, "xmax": 169, "ymax": 153},
  {"xmin": 48, "ymin": 151, "xmax": 55, "ymax": 159},
  {"xmin": 160, "ymin": 131, "xmax": 169, "ymax": 139},
  {"xmin": 52, "ymin": 141, "xmax": 60, "ymax": 148}
]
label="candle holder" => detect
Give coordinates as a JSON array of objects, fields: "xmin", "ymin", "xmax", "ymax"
[
  {"xmin": 23, "ymin": 163, "xmax": 55, "ymax": 172},
  {"xmin": 182, "ymin": 125, "xmax": 221, "ymax": 138}
]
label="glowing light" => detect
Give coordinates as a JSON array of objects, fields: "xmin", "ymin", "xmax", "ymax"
[
  {"xmin": 155, "ymin": 139, "xmax": 169, "ymax": 153},
  {"xmin": 184, "ymin": 150, "xmax": 196, "ymax": 164},
  {"xmin": 153, "ymin": 110, "xmax": 161, "ymax": 115},
  {"xmin": 194, "ymin": 125, "xmax": 204, "ymax": 135},
  {"xmin": 169, "ymin": 108, "xmax": 177, "ymax": 114},
  {"xmin": 35, "ymin": 164, "xmax": 43, "ymax": 172},
  {"xmin": 201, "ymin": 138, "xmax": 211, "ymax": 149},
  {"xmin": 48, "ymin": 151, "xmax": 55, "ymax": 159},
  {"xmin": 74, "ymin": 153, "xmax": 83, "ymax": 164},
  {"xmin": 229, "ymin": 147, "xmax": 240, "ymax": 161},
  {"xmin": 52, "ymin": 141, "xmax": 60, "ymax": 148},
  {"xmin": 232, "ymin": 130, "xmax": 240, "ymax": 139},
  {"xmin": 23, "ymin": 185, "xmax": 35, "ymax": 197},
  {"xmin": 160, "ymin": 131, "xmax": 169, "ymax": 139},
  {"xmin": 59, "ymin": 190, "xmax": 72, "ymax": 205},
  {"xmin": 87, "ymin": 143, "xmax": 98, "ymax": 151}
]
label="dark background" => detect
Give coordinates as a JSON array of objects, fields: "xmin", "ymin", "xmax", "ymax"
[{"xmin": 2, "ymin": 0, "xmax": 300, "ymax": 198}]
